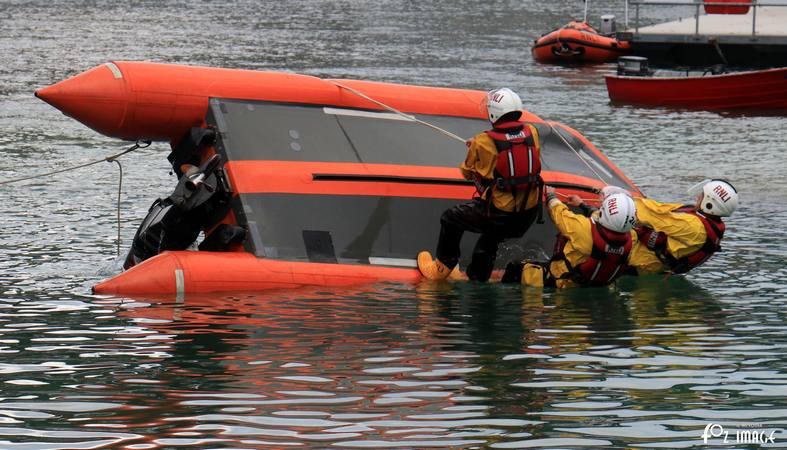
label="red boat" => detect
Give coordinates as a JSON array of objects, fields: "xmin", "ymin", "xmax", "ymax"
[
  {"xmin": 532, "ymin": 21, "xmax": 630, "ymax": 64},
  {"xmin": 605, "ymin": 62, "xmax": 787, "ymax": 111},
  {"xmin": 704, "ymin": 0, "xmax": 752, "ymax": 14},
  {"xmin": 37, "ymin": 61, "xmax": 642, "ymax": 296}
]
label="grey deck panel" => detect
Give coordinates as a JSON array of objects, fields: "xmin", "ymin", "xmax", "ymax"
[{"xmin": 206, "ymin": 97, "xmax": 630, "ymax": 266}]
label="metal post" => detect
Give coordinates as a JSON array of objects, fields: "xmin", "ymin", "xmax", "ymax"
[
  {"xmin": 584, "ymin": 0, "xmax": 589, "ymax": 23},
  {"xmin": 695, "ymin": 3, "xmax": 700, "ymax": 36},
  {"xmin": 625, "ymin": 0, "xmax": 629, "ymax": 28},
  {"xmin": 635, "ymin": 3, "xmax": 640, "ymax": 34},
  {"xmin": 752, "ymin": 1, "xmax": 757, "ymax": 36}
]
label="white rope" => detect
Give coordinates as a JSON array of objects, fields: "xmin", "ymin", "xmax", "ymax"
[
  {"xmin": 0, "ymin": 140, "xmax": 151, "ymax": 258},
  {"xmin": 0, "ymin": 141, "xmax": 150, "ymax": 186},
  {"xmin": 332, "ymin": 80, "xmax": 609, "ymax": 188},
  {"xmin": 547, "ymin": 122, "xmax": 608, "ymax": 185},
  {"xmin": 330, "ymin": 81, "xmax": 468, "ymax": 143},
  {"xmin": 109, "ymin": 159, "xmax": 123, "ymax": 257}
]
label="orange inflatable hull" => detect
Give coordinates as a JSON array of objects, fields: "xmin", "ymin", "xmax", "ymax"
[
  {"xmin": 35, "ymin": 61, "xmax": 527, "ymax": 142},
  {"xmin": 532, "ymin": 22, "xmax": 630, "ymax": 64},
  {"xmin": 38, "ymin": 62, "xmax": 642, "ymax": 297},
  {"xmin": 93, "ymin": 252, "xmax": 422, "ymax": 296}
]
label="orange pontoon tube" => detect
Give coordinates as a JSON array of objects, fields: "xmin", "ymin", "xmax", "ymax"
[
  {"xmin": 35, "ymin": 61, "xmax": 503, "ymax": 142},
  {"xmin": 37, "ymin": 62, "xmax": 642, "ymax": 296}
]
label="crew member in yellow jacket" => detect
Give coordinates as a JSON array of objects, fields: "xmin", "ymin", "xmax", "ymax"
[
  {"xmin": 628, "ymin": 179, "xmax": 738, "ymax": 275},
  {"xmin": 418, "ymin": 88, "xmax": 543, "ymax": 282},
  {"xmin": 502, "ymin": 186, "xmax": 638, "ymax": 288}
]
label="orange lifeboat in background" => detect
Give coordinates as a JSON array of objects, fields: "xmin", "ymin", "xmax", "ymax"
[{"xmin": 532, "ymin": 21, "xmax": 630, "ymax": 64}]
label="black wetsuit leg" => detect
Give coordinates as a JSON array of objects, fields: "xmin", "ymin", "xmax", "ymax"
[
  {"xmin": 466, "ymin": 233, "xmax": 503, "ymax": 281},
  {"xmin": 436, "ymin": 199, "xmax": 539, "ymax": 281},
  {"xmin": 435, "ymin": 199, "xmax": 490, "ymax": 269},
  {"xmin": 466, "ymin": 206, "xmax": 538, "ymax": 282},
  {"xmin": 501, "ymin": 262, "xmax": 525, "ymax": 283}
]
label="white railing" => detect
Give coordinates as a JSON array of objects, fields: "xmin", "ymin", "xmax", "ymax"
[{"xmin": 624, "ymin": 1, "xmax": 787, "ymax": 36}]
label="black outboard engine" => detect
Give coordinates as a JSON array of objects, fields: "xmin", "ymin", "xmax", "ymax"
[
  {"xmin": 123, "ymin": 127, "xmax": 244, "ymax": 269},
  {"xmin": 617, "ymin": 56, "xmax": 651, "ymax": 77}
]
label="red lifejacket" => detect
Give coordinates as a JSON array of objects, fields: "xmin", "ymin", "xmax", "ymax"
[
  {"xmin": 635, "ymin": 205, "xmax": 725, "ymax": 274},
  {"xmin": 555, "ymin": 219, "xmax": 632, "ymax": 286},
  {"xmin": 485, "ymin": 122, "xmax": 542, "ymax": 193}
]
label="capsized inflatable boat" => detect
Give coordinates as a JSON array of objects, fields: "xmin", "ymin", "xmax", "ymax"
[{"xmin": 36, "ymin": 61, "xmax": 642, "ymax": 296}]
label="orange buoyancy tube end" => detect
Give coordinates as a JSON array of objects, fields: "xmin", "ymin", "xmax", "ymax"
[{"xmin": 93, "ymin": 251, "xmax": 423, "ymax": 296}]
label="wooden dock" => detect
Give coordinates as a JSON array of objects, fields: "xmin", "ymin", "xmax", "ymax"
[{"xmin": 618, "ymin": 2, "xmax": 787, "ymax": 66}]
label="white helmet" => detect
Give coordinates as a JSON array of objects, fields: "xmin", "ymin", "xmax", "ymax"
[
  {"xmin": 598, "ymin": 192, "xmax": 637, "ymax": 233},
  {"xmin": 485, "ymin": 88, "xmax": 523, "ymax": 123},
  {"xmin": 689, "ymin": 179, "xmax": 738, "ymax": 217}
]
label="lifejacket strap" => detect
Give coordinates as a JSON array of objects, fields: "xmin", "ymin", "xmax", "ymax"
[{"xmin": 536, "ymin": 178, "xmax": 545, "ymax": 224}]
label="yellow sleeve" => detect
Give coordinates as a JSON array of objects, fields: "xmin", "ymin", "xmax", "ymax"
[
  {"xmin": 549, "ymin": 200, "xmax": 588, "ymax": 239},
  {"xmin": 627, "ymin": 239, "xmax": 666, "ymax": 275},
  {"xmin": 548, "ymin": 199, "xmax": 593, "ymax": 261},
  {"xmin": 460, "ymin": 133, "xmax": 497, "ymax": 181},
  {"xmin": 526, "ymin": 123, "xmax": 540, "ymax": 150},
  {"xmin": 635, "ymin": 198, "xmax": 687, "ymax": 230},
  {"xmin": 545, "ymin": 200, "xmax": 592, "ymax": 287},
  {"xmin": 634, "ymin": 197, "xmax": 707, "ymax": 259}
]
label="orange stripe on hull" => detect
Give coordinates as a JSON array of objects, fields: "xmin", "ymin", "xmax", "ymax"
[
  {"xmin": 225, "ymin": 161, "xmax": 471, "ymax": 198},
  {"xmin": 93, "ymin": 251, "xmax": 422, "ymax": 296},
  {"xmin": 223, "ymin": 160, "xmax": 630, "ymax": 199}
]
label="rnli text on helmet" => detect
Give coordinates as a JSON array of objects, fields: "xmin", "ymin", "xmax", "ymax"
[
  {"xmin": 607, "ymin": 196, "xmax": 619, "ymax": 215},
  {"xmin": 713, "ymin": 184, "xmax": 731, "ymax": 202}
]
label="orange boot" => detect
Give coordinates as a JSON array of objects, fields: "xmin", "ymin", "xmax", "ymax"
[{"xmin": 417, "ymin": 251, "xmax": 465, "ymax": 281}]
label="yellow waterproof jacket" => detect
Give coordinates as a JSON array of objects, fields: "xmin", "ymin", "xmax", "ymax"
[
  {"xmin": 628, "ymin": 198, "xmax": 710, "ymax": 275},
  {"xmin": 460, "ymin": 124, "xmax": 540, "ymax": 212},
  {"xmin": 526, "ymin": 199, "xmax": 635, "ymax": 288},
  {"xmin": 545, "ymin": 199, "xmax": 593, "ymax": 288}
]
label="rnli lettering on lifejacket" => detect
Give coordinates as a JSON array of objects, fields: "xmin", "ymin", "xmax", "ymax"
[
  {"xmin": 505, "ymin": 131, "xmax": 526, "ymax": 140},
  {"xmin": 713, "ymin": 184, "xmax": 731, "ymax": 203}
]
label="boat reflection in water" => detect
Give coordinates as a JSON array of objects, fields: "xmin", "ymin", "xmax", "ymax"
[{"xmin": 39, "ymin": 276, "xmax": 732, "ymax": 447}]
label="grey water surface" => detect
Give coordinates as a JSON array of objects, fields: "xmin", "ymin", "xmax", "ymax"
[{"xmin": 1, "ymin": 0, "xmax": 786, "ymax": 448}]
